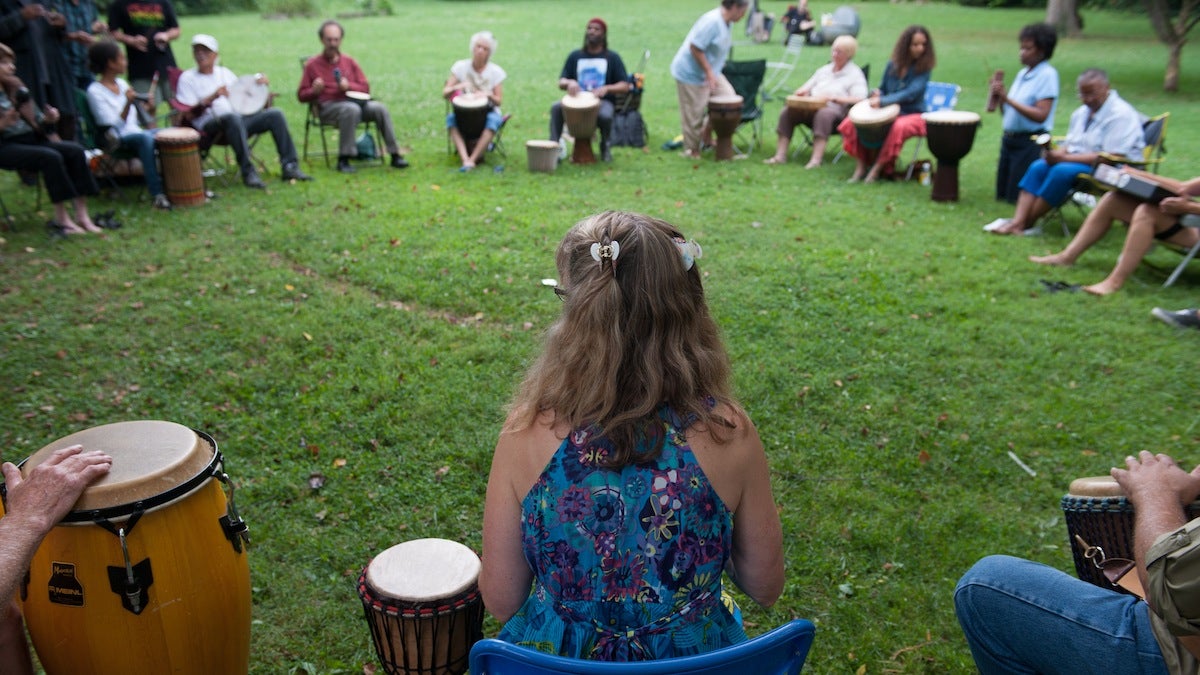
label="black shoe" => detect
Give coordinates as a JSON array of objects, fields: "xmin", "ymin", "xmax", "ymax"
[
  {"xmin": 281, "ymin": 162, "xmax": 313, "ymax": 182},
  {"xmin": 390, "ymin": 154, "xmax": 410, "ymax": 169},
  {"xmin": 243, "ymin": 169, "xmax": 266, "ymax": 189},
  {"xmin": 1152, "ymin": 307, "xmax": 1200, "ymax": 330},
  {"xmin": 336, "ymin": 157, "xmax": 356, "ymax": 174},
  {"xmin": 601, "ymin": 142, "xmax": 613, "ymax": 163}
]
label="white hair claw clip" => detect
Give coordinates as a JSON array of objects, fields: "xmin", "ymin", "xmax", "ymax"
[
  {"xmin": 675, "ymin": 239, "xmax": 702, "ymax": 270},
  {"xmin": 590, "ymin": 240, "xmax": 620, "ymax": 264}
]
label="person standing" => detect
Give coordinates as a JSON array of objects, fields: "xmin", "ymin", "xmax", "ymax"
[
  {"xmin": 548, "ymin": 18, "xmax": 628, "ymax": 163},
  {"xmin": 991, "ymin": 23, "xmax": 1059, "ymax": 204},
  {"xmin": 0, "ymin": 0, "xmax": 78, "ymax": 138},
  {"xmin": 175, "ymin": 33, "xmax": 312, "ymax": 188},
  {"xmin": 669, "ymin": 0, "xmax": 750, "ymax": 159},
  {"xmin": 298, "ymin": 20, "xmax": 408, "ymax": 174},
  {"xmin": 106, "ymin": 0, "xmax": 178, "ymax": 107},
  {"xmin": 52, "ymin": 0, "xmax": 106, "ymax": 90}
]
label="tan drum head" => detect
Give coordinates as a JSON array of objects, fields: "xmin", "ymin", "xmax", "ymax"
[
  {"xmin": 786, "ymin": 95, "xmax": 826, "ymax": 111},
  {"xmin": 346, "ymin": 90, "xmax": 372, "ymax": 102},
  {"xmin": 228, "ymin": 75, "xmax": 269, "ymax": 116},
  {"xmin": 848, "ymin": 100, "xmax": 899, "ymax": 126},
  {"xmin": 525, "ymin": 140, "xmax": 558, "ymax": 150},
  {"xmin": 709, "ymin": 95, "xmax": 744, "ymax": 106},
  {"xmin": 156, "ymin": 126, "xmax": 201, "ymax": 144},
  {"xmin": 1067, "ymin": 475, "xmax": 1124, "ymax": 498},
  {"xmin": 561, "ymin": 92, "xmax": 599, "ymax": 110},
  {"xmin": 367, "ymin": 539, "xmax": 481, "ymax": 603},
  {"xmin": 453, "ymin": 93, "xmax": 488, "ymax": 110},
  {"xmin": 23, "ymin": 420, "xmax": 213, "ymax": 511},
  {"xmin": 923, "ymin": 110, "xmax": 981, "ymax": 125}
]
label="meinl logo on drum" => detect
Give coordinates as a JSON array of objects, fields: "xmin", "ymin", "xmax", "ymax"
[{"xmin": 48, "ymin": 561, "xmax": 84, "ymax": 606}]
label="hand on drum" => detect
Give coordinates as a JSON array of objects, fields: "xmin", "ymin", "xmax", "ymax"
[
  {"xmin": 2, "ymin": 444, "xmax": 111, "ymax": 536},
  {"xmin": 1112, "ymin": 450, "xmax": 1200, "ymax": 509}
]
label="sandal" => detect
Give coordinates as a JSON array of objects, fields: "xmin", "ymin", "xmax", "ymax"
[
  {"xmin": 45, "ymin": 220, "xmax": 67, "ymax": 239},
  {"xmin": 1039, "ymin": 279, "xmax": 1081, "ymax": 294}
]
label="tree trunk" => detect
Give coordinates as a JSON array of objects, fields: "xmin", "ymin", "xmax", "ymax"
[
  {"xmin": 1046, "ymin": 0, "xmax": 1082, "ymax": 37},
  {"xmin": 1165, "ymin": 40, "xmax": 1182, "ymax": 92},
  {"xmin": 1144, "ymin": 0, "xmax": 1199, "ymax": 92}
]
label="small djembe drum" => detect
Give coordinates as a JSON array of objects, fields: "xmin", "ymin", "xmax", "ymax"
[
  {"xmin": 358, "ymin": 538, "xmax": 484, "ymax": 675},
  {"xmin": 452, "ymin": 94, "xmax": 490, "ymax": 143},
  {"xmin": 707, "ymin": 95, "xmax": 744, "ymax": 161},
  {"xmin": 1062, "ymin": 475, "xmax": 1200, "ymax": 591},
  {"xmin": 9, "ymin": 420, "xmax": 251, "ymax": 674},
  {"xmin": 848, "ymin": 100, "xmax": 899, "ymax": 154},
  {"xmin": 786, "ymin": 95, "xmax": 827, "ymax": 114},
  {"xmin": 561, "ymin": 92, "xmax": 600, "ymax": 164},
  {"xmin": 923, "ymin": 110, "xmax": 981, "ymax": 202},
  {"xmin": 155, "ymin": 127, "xmax": 205, "ymax": 207}
]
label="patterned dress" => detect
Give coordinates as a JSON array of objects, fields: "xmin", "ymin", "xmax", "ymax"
[{"xmin": 498, "ymin": 404, "xmax": 746, "ymax": 661}]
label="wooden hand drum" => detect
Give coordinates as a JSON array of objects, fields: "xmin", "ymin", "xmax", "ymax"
[
  {"xmin": 561, "ymin": 92, "xmax": 600, "ymax": 164},
  {"xmin": 708, "ymin": 94, "xmax": 744, "ymax": 161}
]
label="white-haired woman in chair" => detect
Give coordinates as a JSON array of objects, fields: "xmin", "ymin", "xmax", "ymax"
[
  {"xmin": 480, "ymin": 211, "xmax": 784, "ymax": 661},
  {"xmin": 442, "ymin": 31, "xmax": 505, "ymax": 172},
  {"xmin": 1030, "ymin": 169, "xmax": 1200, "ymax": 295},
  {"xmin": 764, "ymin": 34, "xmax": 867, "ymax": 168}
]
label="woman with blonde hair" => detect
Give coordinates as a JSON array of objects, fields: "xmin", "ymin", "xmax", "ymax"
[
  {"xmin": 764, "ymin": 34, "xmax": 867, "ymax": 167},
  {"xmin": 442, "ymin": 30, "xmax": 505, "ymax": 171},
  {"xmin": 481, "ymin": 211, "xmax": 784, "ymax": 661}
]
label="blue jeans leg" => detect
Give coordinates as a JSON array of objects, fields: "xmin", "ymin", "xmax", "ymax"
[{"xmin": 954, "ymin": 555, "xmax": 1168, "ymax": 675}]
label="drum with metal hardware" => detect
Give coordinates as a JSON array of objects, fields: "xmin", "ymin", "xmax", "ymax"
[{"xmin": 10, "ymin": 420, "xmax": 251, "ymax": 674}]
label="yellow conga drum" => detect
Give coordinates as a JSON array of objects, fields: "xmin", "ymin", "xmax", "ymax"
[
  {"xmin": 11, "ymin": 420, "xmax": 251, "ymax": 674},
  {"xmin": 561, "ymin": 92, "xmax": 600, "ymax": 164},
  {"xmin": 707, "ymin": 94, "xmax": 744, "ymax": 161},
  {"xmin": 358, "ymin": 538, "xmax": 484, "ymax": 675}
]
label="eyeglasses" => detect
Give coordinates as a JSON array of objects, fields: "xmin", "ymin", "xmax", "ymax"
[{"xmin": 553, "ymin": 286, "xmax": 568, "ymax": 301}]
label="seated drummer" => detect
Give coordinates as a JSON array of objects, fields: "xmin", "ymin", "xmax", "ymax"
[
  {"xmin": 1028, "ymin": 167, "xmax": 1200, "ymax": 295},
  {"xmin": 175, "ymin": 34, "xmax": 312, "ymax": 188},
  {"xmin": 548, "ymin": 18, "xmax": 629, "ymax": 163},
  {"xmin": 983, "ymin": 69, "xmax": 1144, "ymax": 236},
  {"xmin": 836, "ymin": 25, "xmax": 935, "ymax": 184},
  {"xmin": 764, "ymin": 35, "xmax": 866, "ymax": 168},
  {"xmin": 442, "ymin": 31, "xmax": 506, "ymax": 172}
]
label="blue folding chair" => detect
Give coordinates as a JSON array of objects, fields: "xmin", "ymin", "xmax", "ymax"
[
  {"xmin": 468, "ymin": 619, "xmax": 816, "ymax": 675},
  {"xmin": 905, "ymin": 81, "xmax": 960, "ymax": 179}
]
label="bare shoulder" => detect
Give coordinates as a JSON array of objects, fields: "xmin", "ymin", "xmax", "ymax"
[
  {"xmin": 688, "ymin": 403, "xmax": 766, "ymax": 512},
  {"xmin": 493, "ymin": 409, "xmax": 567, "ymax": 499}
]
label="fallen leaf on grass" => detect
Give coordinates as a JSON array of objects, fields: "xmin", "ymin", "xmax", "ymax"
[
  {"xmin": 434, "ymin": 465, "xmax": 450, "ymax": 481},
  {"xmin": 363, "ymin": 664, "xmax": 377, "ymax": 675},
  {"xmin": 308, "ymin": 473, "xmax": 325, "ymax": 489},
  {"xmin": 917, "ymin": 450, "xmax": 931, "ymax": 464},
  {"xmin": 333, "ymin": 458, "xmax": 347, "ymax": 468},
  {"xmin": 314, "ymin": 509, "xmax": 327, "ymax": 521},
  {"xmin": 855, "ymin": 666, "xmax": 867, "ymax": 675}
]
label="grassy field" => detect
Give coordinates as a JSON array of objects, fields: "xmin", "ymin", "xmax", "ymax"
[{"xmin": 3, "ymin": 0, "xmax": 1200, "ymax": 672}]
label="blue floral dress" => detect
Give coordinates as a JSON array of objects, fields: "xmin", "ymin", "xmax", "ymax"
[{"xmin": 497, "ymin": 404, "xmax": 746, "ymax": 661}]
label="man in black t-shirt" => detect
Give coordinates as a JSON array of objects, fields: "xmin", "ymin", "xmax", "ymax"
[
  {"xmin": 548, "ymin": 17, "xmax": 629, "ymax": 162},
  {"xmin": 107, "ymin": 0, "xmax": 178, "ymax": 105}
]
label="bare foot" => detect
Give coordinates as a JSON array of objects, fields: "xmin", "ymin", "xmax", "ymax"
[
  {"xmin": 1029, "ymin": 253, "xmax": 1073, "ymax": 266},
  {"xmin": 77, "ymin": 219, "xmax": 103, "ymax": 234},
  {"xmin": 59, "ymin": 220, "xmax": 88, "ymax": 235},
  {"xmin": 847, "ymin": 168, "xmax": 864, "ymax": 183},
  {"xmin": 804, "ymin": 160, "xmax": 821, "ymax": 169},
  {"xmin": 863, "ymin": 166, "xmax": 881, "ymax": 184},
  {"xmin": 763, "ymin": 156, "xmax": 786, "ymax": 165},
  {"xmin": 1083, "ymin": 281, "xmax": 1120, "ymax": 296},
  {"xmin": 994, "ymin": 222, "xmax": 1025, "ymax": 235}
]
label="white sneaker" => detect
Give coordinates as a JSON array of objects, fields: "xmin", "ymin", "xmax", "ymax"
[
  {"xmin": 1071, "ymin": 192, "xmax": 1098, "ymax": 208},
  {"xmin": 983, "ymin": 218, "xmax": 1011, "ymax": 232},
  {"xmin": 1021, "ymin": 225, "xmax": 1043, "ymax": 236},
  {"xmin": 557, "ymin": 137, "xmax": 568, "ymax": 161}
]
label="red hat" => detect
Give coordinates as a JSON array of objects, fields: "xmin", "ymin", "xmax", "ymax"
[{"xmin": 588, "ymin": 18, "xmax": 607, "ymax": 33}]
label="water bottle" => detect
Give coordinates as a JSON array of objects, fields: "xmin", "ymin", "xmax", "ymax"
[{"xmin": 919, "ymin": 161, "xmax": 931, "ymax": 186}]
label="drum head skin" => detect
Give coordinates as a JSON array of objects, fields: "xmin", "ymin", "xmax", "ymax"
[
  {"xmin": 787, "ymin": 95, "xmax": 826, "ymax": 111},
  {"xmin": 849, "ymin": 100, "xmax": 900, "ymax": 125},
  {"xmin": 1068, "ymin": 475, "xmax": 1124, "ymax": 498},
  {"xmin": 923, "ymin": 110, "xmax": 981, "ymax": 125},
  {"xmin": 561, "ymin": 92, "xmax": 599, "ymax": 110},
  {"xmin": 453, "ymin": 93, "xmax": 488, "ymax": 110},
  {"xmin": 228, "ymin": 74, "xmax": 269, "ymax": 115},
  {"xmin": 526, "ymin": 140, "xmax": 559, "ymax": 150},
  {"xmin": 23, "ymin": 420, "xmax": 212, "ymax": 511},
  {"xmin": 367, "ymin": 539, "xmax": 481, "ymax": 603},
  {"xmin": 155, "ymin": 126, "xmax": 201, "ymax": 144},
  {"xmin": 346, "ymin": 90, "xmax": 372, "ymax": 102}
]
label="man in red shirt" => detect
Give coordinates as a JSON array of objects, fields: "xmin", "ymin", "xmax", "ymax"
[{"xmin": 297, "ymin": 20, "xmax": 407, "ymax": 173}]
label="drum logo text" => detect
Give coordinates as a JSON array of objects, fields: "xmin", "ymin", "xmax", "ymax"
[{"xmin": 48, "ymin": 561, "xmax": 84, "ymax": 606}]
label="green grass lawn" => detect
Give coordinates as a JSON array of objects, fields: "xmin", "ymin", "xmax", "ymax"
[{"xmin": 3, "ymin": 1, "xmax": 1200, "ymax": 672}]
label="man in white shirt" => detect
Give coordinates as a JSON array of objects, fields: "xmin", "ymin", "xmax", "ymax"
[{"xmin": 175, "ymin": 33, "xmax": 311, "ymax": 188}]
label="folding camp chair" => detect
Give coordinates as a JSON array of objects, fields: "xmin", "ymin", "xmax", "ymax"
[
  {"xmin": 1045, "ymin": 112, "xmax": 1170, "ymax": 235},
  {"xmin": 722, "ymin": 59, "xmax": 767, "ymax": 157},
  {"xmin": 761, "ymin": 40, "xmax": 803, "ymax": 102},
  {"xmin": 75, "ymin": 87, "xmax": 141, "ymax": 199},
  {"xmin": 469, "ymin": 619, "xmax": 816, "ymax": 675},
  {"xmin": 611, "ymin": 49, "xmax": 649, "ymax": 148},
  {"xmin": 299, "ymin": 58, "xmax": 385, "ymax": 169},
  {"xmin": 167, "ymin": 67, "xmax": 271, "ymax": 183},
  {"xmin": 443, "ymin": 101, "xmax": 510, "ymax": 165},
  {"xmin": 799, "ymin": 63, "xmax": 870, "ymax": 162},
  {"xmin": 903, "ymin": 81, "xmax": 959, "ymax": 179},
  {"xmin": 1164, "ymin": 213, "xmax": 1200, "ymax": 287}
]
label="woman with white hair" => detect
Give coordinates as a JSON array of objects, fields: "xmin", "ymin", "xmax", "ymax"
[
  {"xmin": 764, "ymin": 34, "xmax": 867, "ymax": 167},
  {"xmin": 442, "ymin": 31, "xmax": 506, "ymax": 171}
]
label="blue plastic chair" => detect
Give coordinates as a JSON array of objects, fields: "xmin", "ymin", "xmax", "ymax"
[
  {"xmin": 906, "ymin": 81, "xmax": 961, "ymax": 179},
  {"xmin": 468, "ymin": 619, "xmax": 816, "ymax": 675}
]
